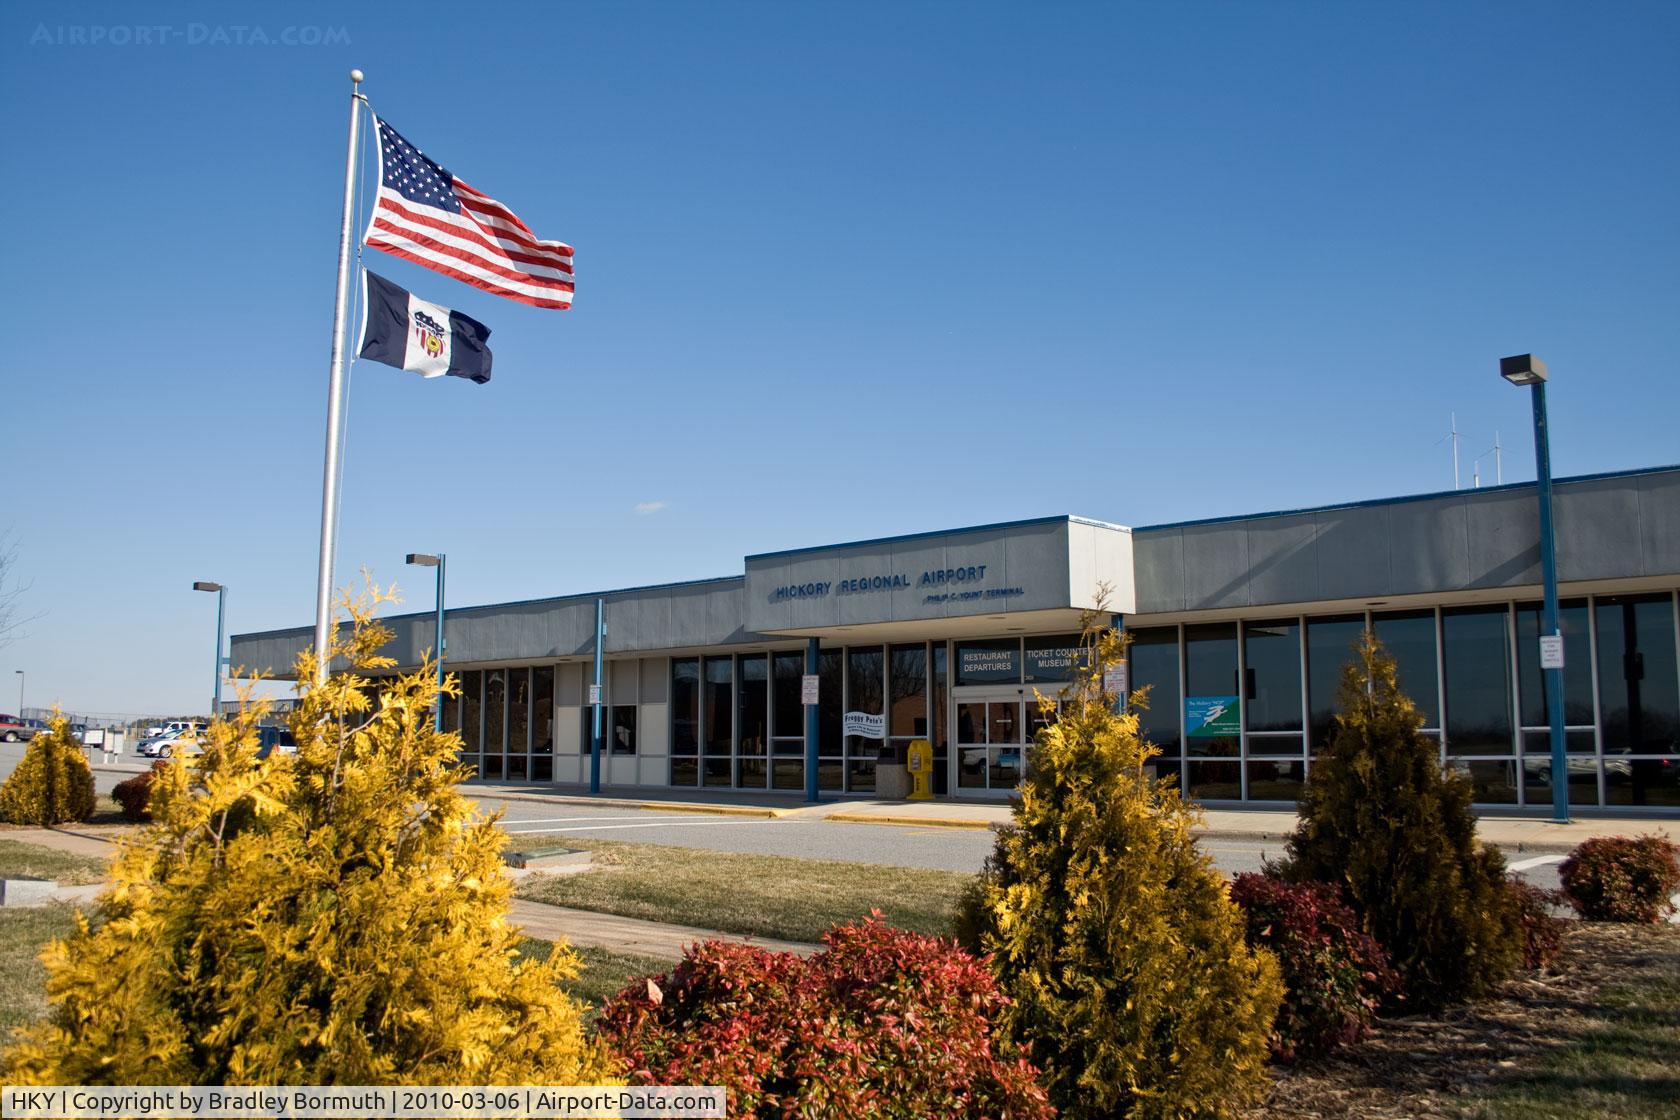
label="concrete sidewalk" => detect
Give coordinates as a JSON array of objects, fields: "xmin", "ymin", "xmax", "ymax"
[
  {"xmin": 77, "ymin": 765, "xmax": 1680, "ymax": 851},
  {"xmin": 3, "ymin": 826, "xmax": 818, "ymax": 961}
]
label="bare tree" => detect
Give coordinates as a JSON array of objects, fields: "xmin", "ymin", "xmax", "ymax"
[{"xmin": 0, "ymin": 529, "xmax": 42, "ymax": 651}]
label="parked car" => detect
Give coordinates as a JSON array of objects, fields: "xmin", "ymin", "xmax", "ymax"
[
  {"xmin": 147, "ymin": 728, "xmax": 203, "ymax": 758},
  {"xmin": 1, "ymin": 717, "xmax": 43, "ymax": 743},
  {"xmin": 256, "ymin": 726, "xmax": 297, "ymax": 759}
]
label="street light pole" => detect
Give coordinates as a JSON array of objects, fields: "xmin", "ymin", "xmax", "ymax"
[
  {"xmin": 1500, "ymin": 354, "xmax": 1569, "ymax": 824},
  {"xmin": 192, "ymin": 582, "xmax": 226, "ymax": 720},
  {"xmin": 405, "ymin": 553, "xmax": 447, "ymax": 732},
  {"xmin": 13, "ymin": 670, "xmax": 21, "ymax": 719}
]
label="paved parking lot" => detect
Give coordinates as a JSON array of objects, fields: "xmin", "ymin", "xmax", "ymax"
[{"xmin": 0, "ymin": 743, "xmax": 1568, "ymax": 888}]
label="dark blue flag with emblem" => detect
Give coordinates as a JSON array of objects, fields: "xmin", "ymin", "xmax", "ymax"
[{"xmin": 356, "ymin": 269, "xmax": 492, "ymax": 384}]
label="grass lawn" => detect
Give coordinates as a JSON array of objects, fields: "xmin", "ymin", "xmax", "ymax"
[
  {"xmin": 1460, "ymin": 928, "xmax": 1680, "ymax": 1120},
  {"xmin": 0, "ymin": 838, "xmax": 109, "ymax": 885},
  {"xmin": 514, "ymin": 838, "xmax": 971, "ymax": 944},
  {"xmin": 0, "ymin": 905, "xmax": 77, "ymax": 1034},
  {"xmin": 1256, "ymin": 922, "xmax": 1680, "ymax": 1120},
  {"xmin": 516, "ymin": 939, "xmax": 670, "ymax": 1015}
]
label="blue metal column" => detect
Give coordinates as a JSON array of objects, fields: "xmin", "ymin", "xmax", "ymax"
[
  {"xmin": 212, "ymin": 587, "xmax": 226, "ymax": 718},
  {"xmin": 590, "ymin": 598, "xmax": 604, "ymax": 795},
  {"xmin": 1531, "ymin": 382, "xmax": 1570, "ymax": 824},
  {"xmin": 433, "ymin": 554, "xmax": 447, "ymax": 732},
  {"xmin": 804, "ymin": 637, "xmax": 820, "ymax": 803},
  {"xmin": 1111, "ymin": 612, "xmax": 1126, "ymax": 712}
]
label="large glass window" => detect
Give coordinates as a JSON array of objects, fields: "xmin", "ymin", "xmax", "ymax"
[
  {"xmin": 671, "ymin": 659, "xmax": 699, "ymax": 754},
  {"xmin": 888, "ymin": 644, "xmax": 927, "ymax": 737},
  {"xmin": 702, "ymin": 657, "xmax": 733, "ymax": 787},
  {"xmin": 611, "ymin": 706, "xmax": 637, "ymax": 756},
  {"xmin": 506, "ymin": 667, "xmax": 529, "ymax": 780},
  {"xmin": 1306, "ymin": 615, "xmax": 1365, "ymax": 750},
  {"xmin": 1442, "ymin": 606, "xmax": 1513, "ymax": 755},
  {"xmin": 532, "ymin": 667, "xmax": 554, "ymax": 754},
  {"xmin": 771, "ymin": 648, "xmax": 805, "ymax": 792},
  {"xmin": 1243, "ymin": 621, "xmax": 1301, "ymax": 733},
  {"xmin": 818, "ymin": 650, "xmax": 844, "ymax": 791},
  {"xmin": 459, "ymin": 669, "xmax": 482, "ymax": 757},
  {"xmin": 670, "ymin": 658, "xmax": 699, "ymax": 787},
  {"xmin": 484, "ymin": 670, "xmax": 506, "ymax": 756},
  {"xmin": 1372, "ymin": 610, "xmax": 1440, "ymax": 728},
  {"xmin": 931, "ymin": 643, "xmax": 949, "ymax": 796},
  {"xmin": 738, "ymin": 655, "xmax": 769, "ymax": 788},
  {"xmin": 1128, "ymin": 627, "xmax": 1180, "ymax": 754},
  {"xmin": 1184, "ymin": 624, "xmax": 1238, "ymax": 758},
  {"xmin": 847, "ymin": 647, "xmax": 884, "ymax": 793},
  {"xmin": 1596, "ymin": 594, "xmax": 1680, "ymax": 757},
  {"xmin": 1516, "ymin": 600, "xmax": 1593, "ymax": 730}
]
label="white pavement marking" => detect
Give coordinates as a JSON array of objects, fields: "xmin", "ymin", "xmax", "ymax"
[
  {"xmin": 1509, "ymin": 854, "xmax": 1567, "ymax": 872},
  {"xmin": 487, "ymin": 815, "xmax": 709, "ymax": 826},
  {"xmin": 502, "ymin": 819, "xmax": 785, "ymax": 835}
]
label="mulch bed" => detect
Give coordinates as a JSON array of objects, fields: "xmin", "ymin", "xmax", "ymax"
[{"xmin": 1249, "ymin": 922, "xmax": 1680, "ymax": 1119}]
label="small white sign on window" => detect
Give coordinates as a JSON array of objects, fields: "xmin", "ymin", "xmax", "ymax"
[
  {"xmin": 801, "ymin": 674, "xmax": 820, "ymax": 705},
  {"xmin": 843, "ymin": 711, "xmax": 886, "ymax": 739},
  {"xmin": 587, "ymin": 683, "xmax": 603, "ymax": 706},
  {"xmin": 1539, "ymin": 633, "xmax": 1565, "ymax": 671}
]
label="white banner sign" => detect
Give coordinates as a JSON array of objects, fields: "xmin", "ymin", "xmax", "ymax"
[
  {"xmin": 842, "ymin": 711, "xmax": 885, "ymax": 739},
  {"xmin": 1103, "ymin": 663, "xmax": 1129, "ymax": 693},
  {"xmin": 586, "ymin": 684, "xmax": 602, "ymax": 706},
  {"xmin": 801, "ymin": 674, "xmax": 819, "ymax": 705}
]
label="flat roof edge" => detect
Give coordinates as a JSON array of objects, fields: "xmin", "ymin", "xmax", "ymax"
[
  {"xmin": 1133, "ymin": 464, "xmax": 1680, "ymax": 534},
  {"xmin": 231, "ymin": 573, "xmax": 746, "ymax": 643}
]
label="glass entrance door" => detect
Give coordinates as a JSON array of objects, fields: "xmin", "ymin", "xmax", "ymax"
[{"xmin": 954, "ymin": 687, "xmax": 1055, "ymax": 795}]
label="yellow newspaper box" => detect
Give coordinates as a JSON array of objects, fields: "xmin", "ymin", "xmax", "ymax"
[{"xmin": 906, "ymin": 738, "xmax": 933, "ymax": 801}]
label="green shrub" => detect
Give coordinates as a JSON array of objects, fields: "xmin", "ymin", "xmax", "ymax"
[
  {"xmin": 110, "ymin": 763, "xmax": 169, "ymax": 823},
  {"xmin": 0, "ymin": 716, "xmax": 96, "ymax": 826},
  {"xmin": 1506, "ymin": 877, "xmax": 1567, "ymax": 970},
  {"xmin": 1558, "ymin": 836, "xmax": 1680, "ymax": 924},
  {"xmin": 1229, "ymin": 873, "xmax": 1398, "ymax": 1061},
  {"xmin": 598, "ymin": 915, "xmax": 1053, "ymax": 1119},
  {"xmin": 963, "ymin": 618, "xmax": 1282, "ymax": 1120},
  {"xmin": 4, "ymin": 587, "xmax": 619, "ymax": 1087},
  {"xmin": 1275, "ymin": 630, "xmax": 1521, "ymax": 1013}
]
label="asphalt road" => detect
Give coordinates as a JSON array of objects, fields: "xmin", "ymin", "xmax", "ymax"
[{"xmin": 0, "ymin": 743, "xmax": 1566, "ymax": 888}]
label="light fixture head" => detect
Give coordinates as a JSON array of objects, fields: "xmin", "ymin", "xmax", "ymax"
[
  {"xmin": 1499, "ymin": 353, "xmax": 1548, "ymax": 386},
  {"xmin": 192, "ymin": 581, "xmax": 223, "ymax": 593},
  {"xmin": 406, "ymin": 553, "xmax": 441, "ymax": 567}
]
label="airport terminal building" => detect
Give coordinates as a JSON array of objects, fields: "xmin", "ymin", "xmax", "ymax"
[{"xmin": 231, "ymin": 465, "xmax": 1680, "ymax": 812}]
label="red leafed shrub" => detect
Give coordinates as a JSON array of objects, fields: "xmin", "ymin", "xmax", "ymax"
[
  {"xmin": 111, "ymin": 761, "xmax": 170, "ymax": 822},
  {"xmin": 1505, "ymin": 877, "xmax": 1567, "ymax": 970},
  {"xmin": 596, "ymin": 914, "xmax": 1053, "ymax": 1119},
  {"xmin": 1558, "ymin": 835, "xmax": 1680, "ymax": 923},
  {"xmin": 1229, "ymin": 874, "xmax": 1398, "ymax": 1062}
]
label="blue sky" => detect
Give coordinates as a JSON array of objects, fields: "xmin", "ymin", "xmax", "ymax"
[{"xmin": 2, "ymin": 1, "xmax": 1676, "ymax": 716}]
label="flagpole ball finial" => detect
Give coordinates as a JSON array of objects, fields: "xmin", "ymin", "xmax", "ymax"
[{"xmin": 350, "ymin": 68, "xmax": 364, "ymax": 84}]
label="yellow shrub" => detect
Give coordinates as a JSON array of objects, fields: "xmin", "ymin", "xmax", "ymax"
[
  {"xmin": 0, "ymin": 716, "xmax": 95, "ymax": 825},
  {"xmin": 963, "ymin": 617, "xmax": 1283, "ymax": 1119},
  {"xmin": 5, "ymin": 585, "xmax": 620, "ymax": 1087}
]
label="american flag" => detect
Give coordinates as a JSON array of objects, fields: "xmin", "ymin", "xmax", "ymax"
[{"xmin": 365, "ymin": 116, "xmax": 574, "ymax": 309}]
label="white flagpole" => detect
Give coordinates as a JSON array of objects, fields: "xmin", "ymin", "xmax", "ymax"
[{"xmin": 313, "ymin": 68, "xmax": 367, "ymax": 683}]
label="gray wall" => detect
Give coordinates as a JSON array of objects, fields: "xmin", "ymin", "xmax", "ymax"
[
  {"xmin": 230, "ymin": 577, "xmax": 763, "ymax": 678},
  {"xmin": 1133, "ymin": 468, "xmax": 1680, "ymax": 614}
]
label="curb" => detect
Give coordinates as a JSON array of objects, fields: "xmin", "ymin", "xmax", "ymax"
[
  {"xmin": 467, "ymin": 788, "xmax": 797, "ymax": 819},
  {"xmin": 826, "ymin": 812, "xmax": 998, "ymax": 830}
]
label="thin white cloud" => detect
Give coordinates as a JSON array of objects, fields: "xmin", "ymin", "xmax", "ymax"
[{"xmin": 633, "ymin": 501, "xmax": 668, "ymax": 516}]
